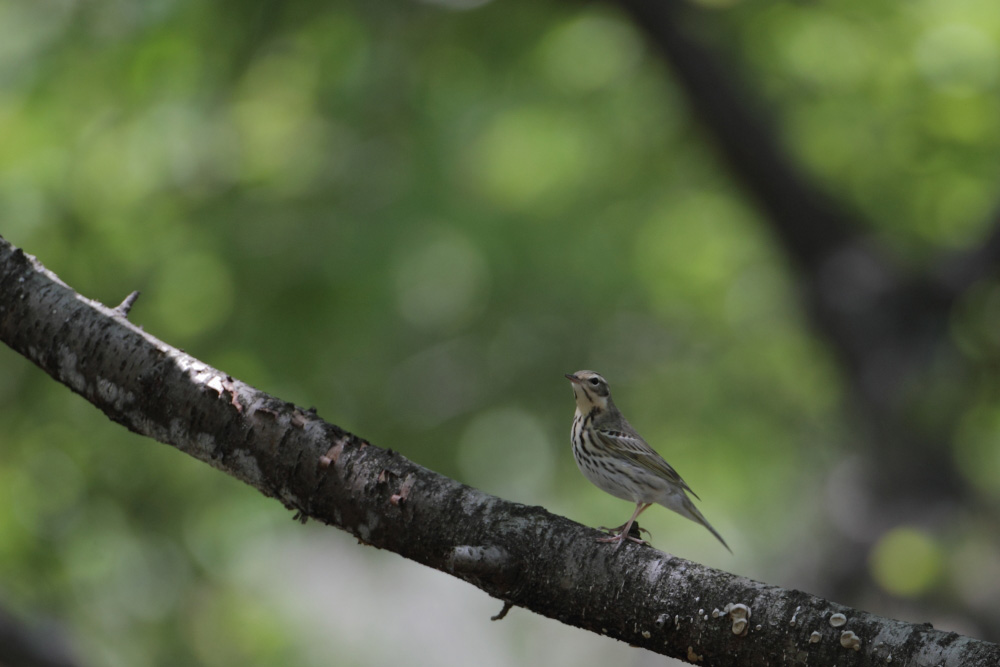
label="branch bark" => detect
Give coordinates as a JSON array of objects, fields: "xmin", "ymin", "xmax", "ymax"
[{"xmin": 2, "ymin": 237, "xmax": 998, "ymax": 665}]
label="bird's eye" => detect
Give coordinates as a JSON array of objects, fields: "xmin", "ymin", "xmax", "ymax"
[{"xmin": 588, "ymin": 378, "xmax": 600, "ymax": 386}]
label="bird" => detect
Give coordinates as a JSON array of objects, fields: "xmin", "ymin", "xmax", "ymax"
[{"xmin": 565, "ymin": 370, "xmax": 730, "ymax": 551}]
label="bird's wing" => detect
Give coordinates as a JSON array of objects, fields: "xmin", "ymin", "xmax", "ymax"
[{"xmin": 594, "ymin": 425, "xmax": 700, "ymax": 499}]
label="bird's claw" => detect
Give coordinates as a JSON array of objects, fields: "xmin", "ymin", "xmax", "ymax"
[
  {"xmin": 596, "ymin": 533, "xmax": 647, "ymax": 546},
  {"xmin": 596, "ymin": 522, "xmax": 649, "ymax": 547},
  {"xmin": 598, "ymin": 523, "xmax": 650, "ymax": 539}
]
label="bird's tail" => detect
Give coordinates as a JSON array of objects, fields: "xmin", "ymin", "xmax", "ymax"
[{"xmin": 677, "ymin": 496, "xmax": 732, "ymax": 553}]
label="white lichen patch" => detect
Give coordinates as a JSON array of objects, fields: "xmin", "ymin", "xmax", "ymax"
[
  {"xmin": 840, "ymin": 630, "xmax": 861, "ymax": 651},
  {"xmin": 229, "ymin": 449, "xmax": 264, "ymax": 488},
  {"xmin": 809, "ymin": 631, "xmax": 821, "ymax": 643},
  {"xmin": 829, "ymin": 613, "xmax": 847, "ymax": 628},
  {"xmin": 712, "ymin": 608, "xmax": 721, "ymax": 618},
  {"xmin": 729, "ymin": 604, "xmax": 750, "ymax": 620},
  {"xmin": 173, "ymin": 354, "xmax": 205, "ymax": 374},
  {"xmin": 644, "ymin": 559, "xmax": 666, "ymax": 584},
  {"xmin": 57, "ymin": 346, "xmax": 86, "ymax": 391},
  {"xmin": 790, "ymin": 605, "xmax": 801, "ymax": 626},
  {"xmin": 728, "ymin": 603, "xmax": 751, "ymax": 636},
  {"xmin": 204, "ymin": 373, "xmax": 226, "ymax": 395},
  {"xmin": 168, "ymin": 418, "xmax": 190, "ymax": 446},
  {"xmin": 195, "ymin": 431, "xmax": 218, "ymax": 457},
  {"xmin": 641, "ymin": 630, "xmax": 651, "ymax": 639},
  {"xmin": 357, "ymin": 520, "xmax": 372, "ymax": 542},
  {"xmin": 96, "ymin": 376, "xmax": 135, "ymax": 409}
]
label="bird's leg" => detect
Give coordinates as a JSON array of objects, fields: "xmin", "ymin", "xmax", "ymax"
[
  {"xmin": 599, "ymin": 503, "xmax": 655, "ymax": 534},
  {"xmin": 597, "ymin": 503, "xmax": 653, "ymax": 547}
]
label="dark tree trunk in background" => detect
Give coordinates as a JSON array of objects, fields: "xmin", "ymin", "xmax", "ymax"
[{"xmin": 607, "ymin": 0, "xmax": 1000, "ymax": 636}]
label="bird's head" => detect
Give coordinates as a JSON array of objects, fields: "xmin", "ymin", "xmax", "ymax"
[{"xmin": 565, "ymin": 370, "xmax": 612, "ymax": 413}]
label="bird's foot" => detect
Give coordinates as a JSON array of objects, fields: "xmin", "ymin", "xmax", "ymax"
[
  {"xmin": 598, "ymin": 522, "xmax": 650, "ymax": 541},
  {"xmin": 596, "ymin": 533, "xmax": 647, "ymax": 546},
  {"xmin": 596, "ymin": 525, "xmax": 648, "ymax": 546}
]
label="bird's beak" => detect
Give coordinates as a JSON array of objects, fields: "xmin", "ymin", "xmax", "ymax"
[{"xmin": 565, "ymin": 373, "xmax": 580, "ymax": 384}]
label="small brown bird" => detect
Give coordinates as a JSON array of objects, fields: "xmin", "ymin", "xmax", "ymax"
[{"xmin": 566, "ymin": 370, "xmax": 730, "ymax": 551}]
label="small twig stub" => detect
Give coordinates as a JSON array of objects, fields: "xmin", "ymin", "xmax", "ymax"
[
  {"xmin": 114, "ymin": 290, "xmax": 141, "ymax": 317},
  {"xmin": 491, "ymin": 601, "xmax": 514, "ymax": 621}
]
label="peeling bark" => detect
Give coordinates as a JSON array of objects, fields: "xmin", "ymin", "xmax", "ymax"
[{"xmin": 1, "ymin": 235, "xmax": 997, "ymax": 665}]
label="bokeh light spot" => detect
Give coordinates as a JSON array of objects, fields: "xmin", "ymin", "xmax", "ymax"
[
  {"xmin": 953, "ymin": 402, "xmax": 1000, "ymax": 500},
  {"xmin": 634, "ymin": 192, "xmax": 760, "ymax": 322},
  {"xmin": 469, "ymin": 106, "xmax": 589, "ymax": 209},
  {"xmin": 458, "ymin": 407, "xmax": 554, "ymax": 501},
  {"xmin": 782, "ymin": 14, "xmax": 872, "ymax": 87},
  {"xmin": 869, "ymin": 527, "xmax": 944, "ymax": 597},
  {"xmin": 147, "ymin": 252, "xmax": 235, "ymax": 340},
  {"xmin": 538, "ymin": 12, "xmax": 642, "ymax": 94},
  {"xmin": 914, "ymin": 24, "xmax": 999, "ymax": 94},
  {"xmin": 394, "ymin": 228, "xmax": 489, "ymax": 332},
  {"xmin": 231, "ymin": 51, "xmax": 328, "ymax": 193}
]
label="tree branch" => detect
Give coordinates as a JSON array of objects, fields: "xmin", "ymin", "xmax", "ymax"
[
  {"xmin": 0, "ymin": 243, "xmax": 1000, "ymax": 667},
  {"xmin": 2, "ymin": 237, "xmax": 997, "ymax": 664}
]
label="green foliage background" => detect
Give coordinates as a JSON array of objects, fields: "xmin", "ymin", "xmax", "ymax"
[{"xmin": 2, "ymin": 0, "xmax": 1000, "ymax": 665}]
